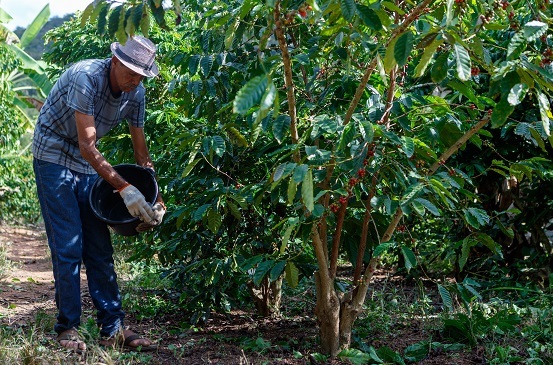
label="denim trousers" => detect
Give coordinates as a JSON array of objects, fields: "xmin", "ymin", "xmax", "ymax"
[{"xmin": 33, "ymin": 158, "xmax": 124, "ymax": 337}]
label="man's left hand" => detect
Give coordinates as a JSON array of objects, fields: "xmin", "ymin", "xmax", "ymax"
[{"xmin": 136, "ymin": 202, "xmax": 166, "ymax": 232}]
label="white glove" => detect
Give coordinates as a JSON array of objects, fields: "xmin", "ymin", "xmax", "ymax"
[
  {"xmin": 119, "ymin": 185, "xmax": 155, "ymax": 223},
  {"xmin": 136, "ymin": 202, "xmax": 166, "ymax": 232}
]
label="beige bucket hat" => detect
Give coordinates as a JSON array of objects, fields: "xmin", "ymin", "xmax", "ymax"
[{"xmin": 110, "ymin": 35, "xmax": 159, "ymax": 77}]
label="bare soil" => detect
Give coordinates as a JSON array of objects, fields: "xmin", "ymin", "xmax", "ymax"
[{"xmin": 0, "ymin": 225, "xmax": 484, "ymax": 364}]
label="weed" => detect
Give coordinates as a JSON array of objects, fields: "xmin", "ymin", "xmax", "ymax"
[
  {"xmin": 0, "ymin": 241, "xmax": 15, "ymax": 281},
  {"xmin": 240, "ymin": 336, "xmax": 272, "ymax": 354}
]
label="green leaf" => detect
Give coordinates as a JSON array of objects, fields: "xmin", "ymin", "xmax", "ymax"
[
  {"xmin": 149, "ymin": 0, "xmax": 166, "ymax": 28},
  {"xmin": 273, "ymin": 115, "xmax": 290, "ymax": 143},
  {"xmin": 301, "ymin": 169, "xmax": 314, "ymax": 212},
  {"xmin": 459, "ymin": 237, "xmax": 475, "ymax": 271},
  {"xmin": 140, "ymin": 5, "xmax": 150, "ymax": 35},
  {"xmin": 0, "ymin": 7, "xmax": 13, "ymax": 23},
  {"xmin": 293, "ymin": 165, "xmax": 308, "ymax": 184},
  {"xmin": 287, "ymin": 178, "xmax": 297, "ymax": 205},
  {"xmin": 401, "ymin": 136, "xmax": 415, "ymax": 158},
  {"xmin": 97, "ymin": 3, "xmax": 109, "ymax": 35},
  {"xmin": 6, "ymin": 44, "xmax": 43, "ymax": 72},
  {"xmin": 431, "ymin": 52, "xmax": 449, "ymax": 83},
  {"xmin": 404, "ymin": 341, "xmax": 432, "ymax": 362},
  {"xmin": 411, "ymin": 200, "xmax": 426, "ymax": 216},
  {"xmin": 537, "ymin": 92, "xmax": 552, "ymax": 137},
  {"xmin": 81, "ymin": 3, "xmax": 94, "ymax": 28},
  {"xmin": 381, "ymin": 1, "xmax": 404, "ymax": 15},
  {"xmin": 273, "ymin": 162, "xmax": 296, "ymax": 183},
  {"xmin": 357, "ymin": 5, "xmax": 382, "ymax": 30},
  {"xmin": 90, "ymin": 1, "xmax": 108, "ymax": 24},
  {"xmin": 181, "ymin": 158, "xmax": 201, "ymax": 178},
  {"xmin": 233, "ymin": 75, "xmax": 269, "ymax": 115},
  {"xmin": 285, "ymin": 261, "xmax": 299, "ymax": 288},
  {"xmin": 463, "ymin": 208, "xmax": 490, "ymax": 229},
  {"xmin": 373, "ymin": 241, "xmax": 395, "ymax": 257},
  {"xmin": 507, "ymin": 83, "xmax": 529, "ymax": 106},
  {"xmin": 414, "ymin": 38, "xmax": 443, "ymax": 77},
  {"xmin": 338, "ymin": 348, "xmax": 371, "ymax": 365},
  {"xmin": 20, "ymin": 4, "xmax": 49, "ymax": 49},
  {"xmin": 253, "ymin": 260, "xmax": 274, "ymax": 286},
  {"xmin": 523, "ymin": 20, "xmax": 548, "ymax": 42},
  {"xmin": 193, "ymin": 204, "xmax": 210, "ymax": 222},
  {"xmin": 226, "ymin": 201, "xmax": 242, "ymax": 220},
  {"xmin": 280, "ymin": 218, "xmax": 297, "ymax": 253},
  {"xmin": 130, "ymin": 3, "xmax": 144, "ymax": 35},
  {"xmin": 401, "ymin": 246, "xmax": 417, "ymax": 273},
  {"xmin": 207, "ymin": 209, "xmax": 222, "ymax": 233},
  {"xmin": 491, "ymin": 99, "xmax": 515, "ymax": 128},
  {"xmin": 269, "ymin": 261, "xmax": 287, "ymax": 281},
  {"xmin": 200, "ymin": 55, "xmax": 214, "ymax": 77},
  {"xmin": 447, "ymin": 80, "xmax": 479, "ymax": 107},
  {"xmin": 261, "ymin": 80, "xmax": 277, "ymax": 112},
  {"xmin": 394, "ymin": 31, "xmax": 414, "ymax": 66},
  {"xmin": 108, "ymin": 5, "xmax": 124, "ymax": 40},
  {"xmin": 414, "ymin": 198, "xmax": 441, "ymax": 216},
  {"xmin": 507, "ymin": 32, "xmax": 525, "ymax": 60},
  {"xmin": 510, "ymin": 162, "xmax": 533, "ymax": 181},
  {"xmin": 454, "ymin": 43, "xmax": 471, "ymax": 81},
  {"xmin": 474, "ymin": 233, "xmax": 502, "ymax": 257},
  {"xmin": 212, "ymin": 135, "xmax": 226, "ymax": 157},
  {"xmin": 445, "ymin": 0, "xmax": 454, "ymax": 26},
  {"xmin": 357, "ymin": 118, "xmax": 374, "ymax": 143},
  {"xmin": 376, "ymin": 346, "xmax": 405, "ymax": 364},
  {"xmin": 338, "ymin": 122, "xmax": 355, "ymax": 152},
  {"xmin": 530, "ymin": 127, "xmax": 546, "ymax": 151},
  {"xmin": 230, "ymin": 194, "xmax": 248, "ymax": 209},
  {"xmin": 401, "ymin": 183, "xmax": 424, "ymax": 205},
  {"xmin": 340, "ymin": 0, "xmax": 356, "ymax": 22},
  {"xmin": 383, "ymin": 36, "xmax": 398, "ymax": 73},
  {"xmin": 437, "ymin": 284, "xmax": 453, "ymax": 311}
]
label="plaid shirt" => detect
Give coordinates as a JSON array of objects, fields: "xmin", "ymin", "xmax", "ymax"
[{"xmin": 32, "ymin": 58, "xmax": 145, "ymax": 174}]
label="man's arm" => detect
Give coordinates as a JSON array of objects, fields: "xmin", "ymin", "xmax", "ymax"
[
  {"xmin": 76, "ymin": 111, "xmax": 155, "ymax": 222},
  {"xmin": 75, "ymin": 111, "xmax": 128, "ymax": 190}
]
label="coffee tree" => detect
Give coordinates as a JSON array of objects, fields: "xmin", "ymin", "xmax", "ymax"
[{"xmin": 80, "ymin": 0, "xmax": 552, "ymax": 356}]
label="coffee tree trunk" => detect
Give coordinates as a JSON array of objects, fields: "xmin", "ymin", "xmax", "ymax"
[
  {"xmin": 250, "ymin": 277, "xmax": 283, "ymax": 318},
  {"xmin": 311, "ymin": 116, "xmax": 489, "ymax": 356}
]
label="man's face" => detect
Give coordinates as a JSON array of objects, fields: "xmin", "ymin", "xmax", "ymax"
[{"xmin": 112, "ymin": 57, "xmax": 145, "ymax": 93}]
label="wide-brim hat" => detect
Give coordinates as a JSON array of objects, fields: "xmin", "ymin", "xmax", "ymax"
[{"xmin": 110, "ymin": 35, "xmax": 159, "ymax": 77}]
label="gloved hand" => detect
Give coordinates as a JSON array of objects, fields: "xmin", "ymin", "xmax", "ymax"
[
  {"xmin": 136, "ymin": 202, "xmax": 166, "ymax": 232},
  {"xmin": 119, "ymin": 185, "xmax": 155, "ymax": 223}
]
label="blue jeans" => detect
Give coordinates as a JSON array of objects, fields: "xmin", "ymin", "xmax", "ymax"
[{"xmin": 33, "ymin": 158, "xmax": 124, "ymax": 337}]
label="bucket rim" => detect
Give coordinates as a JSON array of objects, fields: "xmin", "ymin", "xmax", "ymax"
[{"xmin": 89, "ymin": 163, "xmax": 158, "ymax": 226}]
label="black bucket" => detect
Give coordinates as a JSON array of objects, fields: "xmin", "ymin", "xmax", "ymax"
[{"xmin": 89, "ymin": 164, "xmax": 158, "ymax": 236}]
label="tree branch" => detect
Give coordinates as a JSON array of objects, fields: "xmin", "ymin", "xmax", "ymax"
[
  {"xmin": 343, "ymin": 0, "xmax": 433, "ymax": 126},
  {"xmin": 311, "ymin": 224, "xmax": 332, "ymax": 296},
  {"xmin": 274, "ymin": 2, "xmax": 300, "ymax": 162}
]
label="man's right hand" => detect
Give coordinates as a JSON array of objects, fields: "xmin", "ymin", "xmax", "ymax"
[{"xmin": 119, "ymin": 185, "xmax": 154, "ymax": 223}]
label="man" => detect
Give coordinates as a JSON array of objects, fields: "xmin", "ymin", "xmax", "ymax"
[{"xmin": 32, "ymin": 35, "xmax": 165, "ymax": 353}]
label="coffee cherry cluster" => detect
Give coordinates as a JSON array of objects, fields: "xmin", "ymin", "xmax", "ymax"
[{"xmin": 541, "ymin": 48, "xmax": 553, "ymax": 67}]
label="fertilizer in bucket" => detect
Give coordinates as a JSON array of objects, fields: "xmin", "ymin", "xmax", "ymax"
[{"xmin": 89, "ymin": 164, "xmax": 158, "ymax": 236}]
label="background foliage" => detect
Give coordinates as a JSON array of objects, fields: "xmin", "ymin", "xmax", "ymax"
[{"xmin": 0, "ymin": 0, "xmax": 552, "ymax": 361}]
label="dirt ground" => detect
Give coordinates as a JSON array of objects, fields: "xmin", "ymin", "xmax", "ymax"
[{"xmin": 0, "ymin": 225, "xmax": 484, "ymax": 364}]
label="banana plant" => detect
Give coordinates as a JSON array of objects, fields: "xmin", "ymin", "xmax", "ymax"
[{"xmin": 0, "ymin": 4, "xmax": 53, "ymax": 125}]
